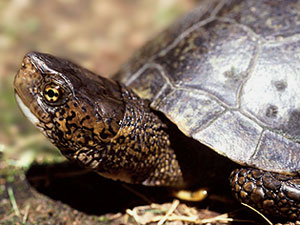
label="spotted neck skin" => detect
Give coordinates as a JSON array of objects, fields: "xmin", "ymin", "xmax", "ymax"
[{"xmin": 14, "ymin": 52, "xmax": 183, "ymax": 186}]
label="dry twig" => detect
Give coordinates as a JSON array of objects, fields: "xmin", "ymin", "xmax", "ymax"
[{"xmin": 157, "ymin": 199, "xmax": 180, "ymax": 225}]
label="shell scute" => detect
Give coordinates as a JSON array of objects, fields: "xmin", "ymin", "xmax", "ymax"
[
  {"xmin": 153, "ymin": 88, "xmax": 225, "ymax": 137},
  {"xmin": 194, "ymin": 111, "xmax": 262, "ymax": 164},
  {"xmin": 117, "ymin": 0, "xmax": 300, "ymax": 171}
]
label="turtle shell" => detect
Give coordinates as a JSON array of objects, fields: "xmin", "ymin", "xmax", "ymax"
[{"xmin": 114, "ymin": 0, "xmax": 300, "ymax": 174}]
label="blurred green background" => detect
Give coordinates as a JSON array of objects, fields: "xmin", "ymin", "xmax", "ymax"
[
  {"xmin": 0, "ymin": 0, "xmax": 197, "ymax": 166},
  {"xmin": 0, "ymin": 0, "xmax": 198, "ymax": 224}
]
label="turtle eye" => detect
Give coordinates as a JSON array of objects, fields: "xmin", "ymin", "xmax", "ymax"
[{"xmin": 43, "ymin": 83, "xmax": 62, "ymax": 103}]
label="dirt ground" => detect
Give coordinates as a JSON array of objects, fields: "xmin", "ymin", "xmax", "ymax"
[{"xmin": 0, "ymin": 0, "xmax": 286, "ymax": 224}]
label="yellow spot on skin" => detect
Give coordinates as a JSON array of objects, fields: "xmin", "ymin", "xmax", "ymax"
[{"xmin": 174, "ymin": 188, "xmax": 208, "ymax": 202}]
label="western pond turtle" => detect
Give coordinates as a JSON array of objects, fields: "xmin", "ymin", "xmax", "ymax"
[{"xmin": 14, "ymin": 0, "xmax": 300, "ymax": 222}]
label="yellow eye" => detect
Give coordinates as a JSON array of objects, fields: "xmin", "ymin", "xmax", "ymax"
[{"xmin": 43, "ymin": 83, "xmax": 62, "ymax": 103}]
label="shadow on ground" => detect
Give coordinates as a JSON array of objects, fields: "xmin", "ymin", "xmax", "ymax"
[
  {"xmin": 24, "ymin": 162, "xmax": 276, "ymax": 224},
  {"xmin": 26, "ymin": 161, "xmax": 172, "ymax": 215}
]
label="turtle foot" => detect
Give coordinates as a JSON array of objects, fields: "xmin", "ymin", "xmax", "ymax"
[{"xmin": 229, "ymin": 168, "xmax": 300, "ymax": 221}]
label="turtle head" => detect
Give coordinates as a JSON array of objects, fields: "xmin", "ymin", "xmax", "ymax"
[
  {"xmin": 14, "ymin": 52, "xmax": 183, "ymax": 186},
  {"xmin": 14, "ymin": 52, "xmax": 125, "ymax": 158}
]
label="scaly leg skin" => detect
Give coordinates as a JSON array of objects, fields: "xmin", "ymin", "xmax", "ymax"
[{"xmin": 230, "ymin": 168, "xmax": 300, "ymax": 224}]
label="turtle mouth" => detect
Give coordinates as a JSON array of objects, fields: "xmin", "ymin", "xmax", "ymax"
[{"xmin": 15, "ymin": 92, "xmax": 39, "ymax": 125}]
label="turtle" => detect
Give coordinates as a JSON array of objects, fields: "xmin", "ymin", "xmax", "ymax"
[{"xmin": 13, "ymin": 0, "xmax": 300, "ymax": 222}]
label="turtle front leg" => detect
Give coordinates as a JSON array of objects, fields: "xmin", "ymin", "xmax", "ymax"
[{"xmin": 229, "ymin": 168, "xmax": 300, "ymax": 222}]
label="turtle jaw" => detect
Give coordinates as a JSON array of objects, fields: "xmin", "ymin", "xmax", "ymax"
[{"xmin": 15, "ymin": 92, "xmax": 39, "ymax": 125}]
